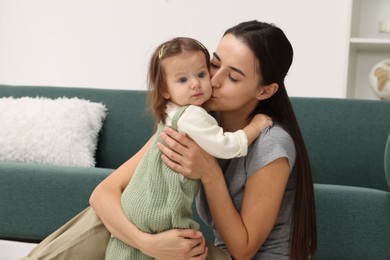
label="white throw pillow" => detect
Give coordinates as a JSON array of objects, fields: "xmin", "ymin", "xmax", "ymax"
[{"xmin": 0, "ymin": 96, "xmax": 107, "ymax": 167}]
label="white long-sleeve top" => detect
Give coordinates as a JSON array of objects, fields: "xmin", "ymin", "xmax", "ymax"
[{"xmin": 164, "ymin": 102, "xmax": 248, "ymax": 159}]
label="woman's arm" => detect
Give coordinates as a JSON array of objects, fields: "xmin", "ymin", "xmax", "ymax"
[
  {"xmin": 159, "ymin": 128, "xmax": 290, "ymax": 259},
  {"xmin": 90, "ymin": 136, "xmax": 207, "ymax": 260},
  {"xmin": 89, "ymin": 136, "xmax": 152, "ymax": 249},
  {"xmin": 202, "ymin": 157, "xmax": 290, "ymax": 259}
]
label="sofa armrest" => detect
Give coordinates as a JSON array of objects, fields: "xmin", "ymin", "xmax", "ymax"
[
  {"xmin": 0, "ymin": 162, "xmax": 112, "ymax": 242},
  {"xmin": 314, "ymin": 184, "xmax": 390, "ymax": 259},
  {"xmin": 385, "ymin": 133, "xmax": 390, "ymax": 190}
]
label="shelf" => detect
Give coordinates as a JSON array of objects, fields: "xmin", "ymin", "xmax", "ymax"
[
  {"xmin": 350, "ymin": 37, "xmax": 390, "ymax": 51},
  {"xmin": 345, "ymin": 0, "xmax": 390, "ymax": 99}
]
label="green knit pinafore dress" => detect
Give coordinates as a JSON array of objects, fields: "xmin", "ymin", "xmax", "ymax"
[{"xmin": 105, "ymin": 106, "xmax": 200, "ymax": 260}]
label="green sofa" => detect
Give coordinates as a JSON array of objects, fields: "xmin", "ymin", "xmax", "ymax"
[{"xmin": 0, "ymin": 85, "xmax": 389, "ymax": 259}]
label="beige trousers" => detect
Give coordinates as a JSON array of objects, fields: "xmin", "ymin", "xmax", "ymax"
[
  {"xmin": 20, "ymin": 207, "xmax": 110, "ymax": 260},
  {"xmin": 20, "ymin": 206, "xmax": 231, "ymax": 260}
]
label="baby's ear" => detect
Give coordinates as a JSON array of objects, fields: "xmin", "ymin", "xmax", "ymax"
[
  {"xmin": 162, "ymin": 91, "xmax": 170, "ymax": 100},
  {"xmin": 256, "ymin": 83, "xmax": 279, "ymax": 100}
]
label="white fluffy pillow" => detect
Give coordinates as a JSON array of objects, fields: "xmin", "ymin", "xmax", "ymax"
[{"xmin": 0, "ymin": 96, "xmax": 107, "ymax": 167}]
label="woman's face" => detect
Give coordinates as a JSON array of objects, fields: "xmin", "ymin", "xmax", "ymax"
[{"xmin": 204, "ymin": 33, "xmax": 262, "ymax": 116}]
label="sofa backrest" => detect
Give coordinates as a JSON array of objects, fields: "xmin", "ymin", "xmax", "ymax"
[
  {"xmin": 2, "ymin": 85, "xmax": 389, "ymax": 192},
  {"xmin": 291, "ymin": 97, "xmax": 390, "ymax": 192},
  {"xmin": 0, "ymin": 85, "xmax": 154, "ymax": 169}
]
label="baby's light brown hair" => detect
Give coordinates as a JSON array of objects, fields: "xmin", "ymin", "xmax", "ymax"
[{"xmin": 147, "ymin": 37, "xmax": 210, "ymax": 124}]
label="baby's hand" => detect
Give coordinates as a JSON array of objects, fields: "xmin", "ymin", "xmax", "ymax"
[
  {"xmin": 251, "ymin": 114, "xmax": 272, "ymax": 132},
  {"xmin": 244, "ymin": 114, "xmax": 272, "ymax": 144}
]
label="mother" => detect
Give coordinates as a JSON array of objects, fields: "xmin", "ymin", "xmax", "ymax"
[{"xmin": 90, "ymin": 20, "xmax": 317, "ymax": 259}]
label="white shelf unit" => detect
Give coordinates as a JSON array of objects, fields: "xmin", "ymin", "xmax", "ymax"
[{"xmin": 346, "ymin": 0, "xmax": 390, "ymax": 99}]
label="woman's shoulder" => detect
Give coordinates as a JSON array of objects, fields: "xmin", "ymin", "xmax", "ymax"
[
  {"xmin": 247, "ymin": 124, "xmax": 294, "ymax": 150},
  {"xmin": 258, "ymin": 124, "xmax": 293, "ymax": 145},
  {"xmin": 246, "ymin": 124, "xmax": 296, "ymax": 174}
]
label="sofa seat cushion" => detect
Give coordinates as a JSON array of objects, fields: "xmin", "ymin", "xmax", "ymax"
[
  {"xmin": 0, "ymin": 162, "xmax": 113, "ymax": 242},
  {"xmin": 314, "ymin": 184, "xmax": 390, "ymax": 259}
]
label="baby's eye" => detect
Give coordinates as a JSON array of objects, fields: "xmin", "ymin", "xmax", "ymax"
[
  {"xmin": 198, "ymin": 72, "xmax": 206, "ymax": 78},
  {"xmin": 179, "ymin": 77, "xmax": 188, "ymax": 83}
]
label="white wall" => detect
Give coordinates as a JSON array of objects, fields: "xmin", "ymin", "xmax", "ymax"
[{"xmin": 0, "ymin": 0, "xmax": 350, "ymax": 98}]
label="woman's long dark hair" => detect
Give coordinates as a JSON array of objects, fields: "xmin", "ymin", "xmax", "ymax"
[{"xmin": 225, "ymin": 21, "xmax": 317, "ymax": 259}]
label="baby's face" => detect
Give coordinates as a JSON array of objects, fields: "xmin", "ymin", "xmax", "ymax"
[{"xmin": 162, "ymin": 50, "xmax": 212, "ymax": 107}]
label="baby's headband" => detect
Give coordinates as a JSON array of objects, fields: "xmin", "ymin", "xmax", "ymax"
[{"xmin": 158, "ymin": 40, "xmax": 206, "ymax": 60}]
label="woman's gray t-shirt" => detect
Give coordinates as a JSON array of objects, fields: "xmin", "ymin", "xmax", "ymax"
[{"xmin": 196, "ymin": 125, "xmax": 297, "ymax": 260}]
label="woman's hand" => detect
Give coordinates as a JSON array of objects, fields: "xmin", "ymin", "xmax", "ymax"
[
  {"xmin": 157, "ymin": 127, "xmax": 220, "ymax": 182},
  {"xmin": 141, "ymin": 229, "xmax": 208, "ymax": 260}
]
